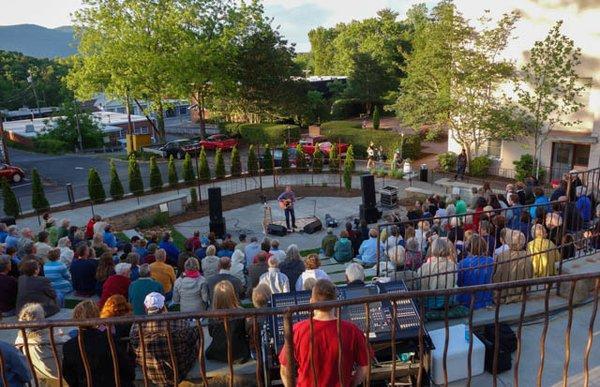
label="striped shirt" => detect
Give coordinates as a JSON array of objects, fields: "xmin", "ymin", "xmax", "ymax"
[{"xmin": 43, "ymin": 261, "xmax": 73, "ymax": 295}]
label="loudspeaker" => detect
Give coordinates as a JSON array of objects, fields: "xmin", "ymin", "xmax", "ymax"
[
  {"xmin": 361, "ymin": 174, "xmax": 376, "ymax": 207},
  {"xmin": 209, "ymin": 219, "xmax": 226, "ymax": 239},
  {"xmin": 0, "ymin": 216, "xmax": 16, "ymax": 226},
  {"xmin": 267, "ymin": 223, "xmax": 287, "ymax": 237},
  {"xmin": 359, "ymin": 204, "xmax": 380, "ymax": 224},
  {"xmin": 208, "ymin": 187, "xmax": 223, "ymax": 222},
  {"xmin": 303, "ymin": 218, "xmax": 323, "ymax": 234},
  {"xmin": 325, "ymin": 214, "xmax": 338, "ymax": 228}
]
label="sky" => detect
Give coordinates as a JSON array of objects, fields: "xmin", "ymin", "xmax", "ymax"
[{"xmin": 0, "ymin": 0, "xmax": 433, "ymax": 52}]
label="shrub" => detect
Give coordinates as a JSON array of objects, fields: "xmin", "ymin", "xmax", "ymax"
[
  {"xmin": 247, "ymin": 145, "xmax": 258, "ymax": 176},
  {"xmin": 330, "ymin": 98, "xmax": 363, "ymax": 120},
  {"xmin": 182, "ymin": 153, "xmax": 195, "ymax": 183},
  {"xmin": 295, "ymin": 144, "xmax": 307, "ymax": 171},
  {"xmin": 137, "ymin": 212, "xmax": 170, "ymax": 229},
  {"xmin": 109, "ymin": 160, "xmax": 124, "ymax": 200},
  {"xmin": 31, "ymin": 168, "xmax": 49, "ymax": 212},
  {"xmin": 128, "ymin": 155, "xmax": 144, "ymax": 196},
  {"xmin": 437, "ymin": 152, "xmax": 457, "ymax": 173},
  {"xmin": 189, "ymin": 188, "xmax": 198, "ymax": 211},
  {"xmin": 469, "ymin": 156, "xmax": 492, "ymax": 177},
  {"xmin": 329, "ymin": 144, "xmax": 340, "ymax": 173},
  {"xmin": 262, "ymin": 144, "xmax": 273, "ymax": 175},
  {"xmin": 372, "ymin": 106, "xmax": 381, "ymax": 130},
  {"xmin": 221, "ymin": 123, "xmax": 301, "ymax": 145},
  {"xmin": 198, "ymin": 147, "xmax": 211, "ymax": 181},
  {"xmin": 313, "ymin": 147, "xmax": 323, "ymax": 173},
  {"xmin": 149, "ymin": 156, "xmax": 163, "ymax": 192},
  {"xmin": 168, "ymin": 155, "xmax": 178, "ymax": 188},
  {"xmin": 390, "ymin": 169, "xmax": 404, "ymax": 179},
  {"xmin": 2, "ymin": 179, "xmax": 20, "ymax": 218},
  {"xmin": 345, "ymin": 145, "xmax": 356, "ymax": 172},
  {"xmin": 281, "ymin": 145, "xmax": 290, "ymax": 173},
  {"xmin": 230, "ymin": 146, "xmax": 241, "ymax": 177},
  {"xmin": 343, "ymin": 162, "xmax": 352, "ymax": 190},
  {"xmin": 32, "ymin": 137, "xmax": 69, "ymax": 154},
  {"xmin": 214, "ymin": 148, "xmax": 225, "ymax": 179},
  {"xmin": 87, "ymin": 168, "xmax": 106, "ymax": 204},
  {"xmin": 513, "ymin": 154, "xmax": 546, "ymax": 182}
]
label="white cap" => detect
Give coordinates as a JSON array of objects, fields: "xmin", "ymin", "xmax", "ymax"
[{"xmin": 144, "ymin": 292, "xmax": 165, "ymax": 312}]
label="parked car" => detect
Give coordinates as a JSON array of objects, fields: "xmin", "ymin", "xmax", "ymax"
[
  {"xmin": 0, "ymin": 163, "xmax": 25, "ymax": 183},
  {"xmin": 142, "ymin": 137, "xmax": 201, "ymax": 159},
  {"xmin": 259, "ymin": 147, "xmax": 311, "ymax": 168},
  {"xmin": 198, "ymin": 134, "xmax": 239, "ymax": 151},
  {"xmin": 289, "ymin": 137, "xmax": 349, "ymax": 156}
]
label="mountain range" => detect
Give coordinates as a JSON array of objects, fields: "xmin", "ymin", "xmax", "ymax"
[{"xmin": 0, "ymin": 24, "xmax": 77, "ymax": 58}]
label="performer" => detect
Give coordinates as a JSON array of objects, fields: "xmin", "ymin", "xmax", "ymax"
[
  {"xmin": 278, "ymin": 185, "xmax": 297, "ymax": 231},
  {"xmin": 366, "ymin": 142, "xmax": 375, "ymax": 169}
]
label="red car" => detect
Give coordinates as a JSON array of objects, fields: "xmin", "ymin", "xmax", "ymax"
[
  {"xmin": 198, "ymin": 134, "xmax": 239, "ymax": 151},
  {"xmin": 0, "ymin": 163, "xmax": 25, "ymax": 183},
  {"xmin": 289, "ymin": 137, "xmax": 349, "ymax": 156}
]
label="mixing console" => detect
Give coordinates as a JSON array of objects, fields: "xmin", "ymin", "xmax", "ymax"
[{"xmin": 377, "ymin": 280, "xmax": 423, "ymax": 339}]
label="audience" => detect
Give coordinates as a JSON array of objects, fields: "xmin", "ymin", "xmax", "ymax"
[
  {"xmin": 0, "ymin": 340, "xmax": 31, "ymax": 386},
  {"xmin": 244, "ymin": 236, "xmax": 261, "ymax": 267},
  {"xmin": 345, "ymin": 263, "xmax": 365, "ymax": 287},
  {"xmin": 128, "ymin": 264, "xmax": 164, "ymax": 316},
  {"xmin": 70, "ymin": 244, "xmax": 98, "ymax": 297},
  {"xmin": 57, "ymin": 237, "xmax": 74, "ymax": 267},
  {"xmin": 201, "ymin": 245, "xmax": 220, "ymax": 280},
  {"xmin": 269, "ymin": 239, "xmax": 286, "ymax": 262},
  {"xmin": 357, "ymin": 228, "xmax": 385, "ymax": 267},
  {"xmin": 527, "ymin": 224, "xmax": 560, "ymax": 277},
  {"xmin": 98, "ymin": 262, "xmax": 132, "ymax": 309},
  {"xmin": 259, "ymin": 257, "xmax": 290, "ymax": 294},
  {"xmin": 158, "ymin": 232, "xmax": 180, "ymax": 266},
  {"xmin": 99, "ymin": 294, "xmax": 133, "ymax": 346},
  {"xmin": 173, "ymin": 257, "xmax": 209, "ymax": 312},
  {"xmin": 279, "ymin": 244, "xmax": 305, "ymax": 292},
  {"xmin": 247, "ymin": 252, "xmax": 269, "ymax": 298},
  {"xmin": 457, "ymin": 234, "xmax": 494, "ymax": 309},
  {"xmin": 333, "ymin": 230, "xmax": 354, "ymax": 263},
  {"xmin": 296, "ymin": 254, "xmax": 330, "ymax": 291},
  {"xmin": 16, "ymin": 260, "xmax": 60, "ymax": 317},
  {"xmin": 321, "ymin": 228, "xmax": 338, "ymax": 258},
  {"xmin": 95, "ymin": 252, "xmax": 116, "ymax": 296},
  {"xmin": 493, "ymin": 230, "xmax": 533, "ymax": 303},
  {"xmin": 417, "ymin": 238, "xmax": 458, "ymax": 309},
  {"xmin": 44, "ymin": 248, "xmax": 73, "ymax": 298},
  {"xmin": 0, "ymin": 255, "xmax": 18, "ymax": 316}
]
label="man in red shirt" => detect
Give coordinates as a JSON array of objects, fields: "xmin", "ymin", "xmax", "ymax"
[{"xmin": 278, "ymin": 279, "xmax": 369, "ymax": 387}]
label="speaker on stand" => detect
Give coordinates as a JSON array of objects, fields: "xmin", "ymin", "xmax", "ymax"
[
  {"xmin": 208, "ymin": 187, "xmax": 226, "ymax": 238},
  {"xmin": 360, "ymin": 174, "xmax": 381, "ymax": 223}
]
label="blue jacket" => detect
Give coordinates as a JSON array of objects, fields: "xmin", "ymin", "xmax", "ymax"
[
  {"xmin": 530, "ymin": 195, "xmax": 550, "ymax": 218},
  {"xmin": 158, "ymin": 241, "xmax": 180, "ymax": 265},
  {"xmin": 0, "ymin": 231, "xmax": 7, "ymax": 244},
  {"xmin": 576, "ymin": 195, "xmax": 592, "ymax": 222},
  {"xmin": 4, "ymin": 235, "xmax": 19, "ymax": 250},
  {"xmin": 358, "ymin": 237, "xmax": 385, "ymax": 265},
  {"xmin": 0, "ymin": 340, "xmax": 32, "ymax": 386},
  {"xmin": 103, "ymin": 231, "xmax": 117, "ymax": 248},
  {"xmin": 128, "ymin": 278, "xmax": 164, "ymax": 315},
  {"xmin": 509, "ymin": 205, "xmax": 523, "ymax": 230},
  {"xmin": 457, "ymin": 256, "xmax": 494, "ymax": 309},
  {"xmin": 70, "ymin": 259, "xmax": 98, "ymax": 296}
]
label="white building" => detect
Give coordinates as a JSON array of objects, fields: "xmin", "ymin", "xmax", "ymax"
[{"xmin": 448, "ymin": 0, "xmax": 600, "ymax": 181}]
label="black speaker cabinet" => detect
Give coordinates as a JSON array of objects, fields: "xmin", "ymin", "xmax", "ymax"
[
  {"xmin": 303, "ymin": 218, "xmax": 323, "ymax": 234},
  {"xmin": 209, "ymin": 219, "xmax": 226, "ymax": 239},
  {"xmin": 360, "ymin": 174, "xmax": 376, "ymax": 207},
  {"xmin": 359, "ymin": 204, "xmax": 380, "ymax": 224},
  {"xmin": 0, "ymin": 216, "xmax": 16, "ymax": 226},
  {"xmin": 267, "ymin": 223, "xmax": 288, "ymax": 237},
  {"xmin": 208, "ymin": 187, "xmax": 223, "ymax": 222}
]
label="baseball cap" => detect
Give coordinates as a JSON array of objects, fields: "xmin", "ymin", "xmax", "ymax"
[{"xmin": 144, "ymin": 292, "xmax": 165, "ymax": 313}]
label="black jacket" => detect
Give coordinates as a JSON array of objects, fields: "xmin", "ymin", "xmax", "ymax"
[
  {"xmin": 206, "ymin": 315, "xmax": 250, "ymax": 363},
  {"xmin": 62, "ymin": 328, "xmax": 135, "ymax": 387}
]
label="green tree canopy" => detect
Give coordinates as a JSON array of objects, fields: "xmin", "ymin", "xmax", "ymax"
[
  {"xmin": 128, "ymin": 155, "xmax": 144, "ymax": 196},
  {"xmin": 168, "ymin": 155, "xmax": 179, "ymax": 188},
  {"xmin": 109, "ymin": 160, "xmax": 124, "ymax": 200},
  {"xmin": 31, "ymin": 168, "xmax": 49, "ymax": 212},
  {"xmin": 230, "ymin": 146, "xmax": 242, "ymax": 177},
  {"xmin": 2, "ymin": 179, "xmax": 20, "ymax": 218},
  {"xmin": 87, "ymin": 168, "xmax": 106, "ymax": 203},
  {"xmin": 149, "ymin": 156, "xmax": 163, "ymax": 192}
]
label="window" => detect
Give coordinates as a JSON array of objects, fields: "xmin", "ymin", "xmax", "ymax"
[
  {"xmin": 487, "ymin": 140, "xmax": 502, "ymax": 159},
  {"xmin": 574, "ymin": 144, "xmax": 590, "ymax": 166},
  {"xmin": 134, "ymin": 126, "xmax": 148, "ymax": 135}
]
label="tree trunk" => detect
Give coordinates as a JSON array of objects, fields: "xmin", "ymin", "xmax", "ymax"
[
  {"xmin": 157, "ymin": 100, "xmax": 165, "ymax": 142},
  {"xmin": 198, "ymin": 91, "xmax": 206, "ymax": 139}
]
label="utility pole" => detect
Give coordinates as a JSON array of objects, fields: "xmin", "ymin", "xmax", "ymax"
[
  {"xmin": 75, "ymin": 102, "xmax": 83, "ymax": 151},
  {"xmin": 27, "ymin": 72, "xmax": 41, "ymax": 117},
  {"xmin": 0, "ymin": 112, "xmax": 9, "ymax": 164}
]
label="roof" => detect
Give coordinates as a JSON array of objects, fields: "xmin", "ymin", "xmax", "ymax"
[{"xmin": 549, "ymin": 130, "xmax": 598, "ymax": 144}]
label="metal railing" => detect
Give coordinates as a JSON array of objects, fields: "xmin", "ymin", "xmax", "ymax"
[{"xmin": 0, "ymin": 272, "xmax": 598, "ymax": 386}]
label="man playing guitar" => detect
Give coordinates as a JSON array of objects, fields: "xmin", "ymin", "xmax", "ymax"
[{"xmin": 278, "ymin": 185, "xmax": 297, "ymax": 231}]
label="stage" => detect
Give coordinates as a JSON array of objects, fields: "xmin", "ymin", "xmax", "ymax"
[
  {"xmin": 270, "ymin": 216, "xmax": 320, "ymax": 230},
  {"xmin": 174, "ymin": 196, "xmax": 364, "ymax": 250}
]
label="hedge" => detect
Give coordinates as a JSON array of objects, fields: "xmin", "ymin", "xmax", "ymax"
[
  {"xmin": 321, "ymin": 121, "xmax": 421, "ymax": 160},
  {"xmin": 221, "ymin": 123, "xmax": 301, "ymax": 145}
]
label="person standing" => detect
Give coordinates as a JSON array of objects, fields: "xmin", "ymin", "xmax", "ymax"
[
  {"xmin": 366, "ymin": 142, "xmax": 375, "ymax": 170},
  {"xmin": 455, "ymin": 149, "xmax": 467, "ymax": 180},
  {"xmin": 278, "ymin": 185, "xmax": 297, "ymax": 231}
]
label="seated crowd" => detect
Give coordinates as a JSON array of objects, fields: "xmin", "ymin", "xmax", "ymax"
[{"xmin": 0, "ymin": 172, "xmax": 598, "ymax": 385}]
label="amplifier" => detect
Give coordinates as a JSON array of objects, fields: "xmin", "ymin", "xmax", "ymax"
[
  {"xmin": 267, "ymin": 223, "xmax": 287, "ymax": 237},
  {"xmin": 325, "ymin": 214, "xmax": 338, "ymax": 228},
  {"xmin": 303, "ymin": 218, "xmax": 323, "ymax": 234}
]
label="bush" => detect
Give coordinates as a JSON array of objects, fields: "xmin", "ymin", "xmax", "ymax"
[
  {"xmin": 247, "ymin": 145, "xmax": 258, "ymax": 176},
  {"xmin": 372, "ymin": 106, "xmax": 381, "ymax": 130},
  {"xmin": 88, "ymin": 168, "xmax": 106, "ymax": 204},
  {"xmin": 469, "ymin": 156, "xmax": 492, "ymax": 177},
  {"xmin": 281, "ymin": 145, "xmax": 290, "ymax": 173},
  {"xmin": 343, "ymin": 162, "xmax": 352, "ymax": 190},
  {"xmin": 2, "ymin": 179, "xmax": 20, "ymax": 218},
  {"xmin": 329, "ymin": 145, "xmax": 340, "ymax": 173},
  {"xmin": 513, "ymin": 154, "xmax": 546, "ymax": 182},
  {"xmin": 189, "ymin": 188, "xmax": 198, "ymax": 211},
  {"xmin": 345, "ymin": 145, "xmax": 356, "ymax": 172},
  {"xmin": 313, "ymin": 147, "xmax": 323, "ymax": 173},
  {"xmin": 390, "ymin": 169, "xmax": 404, "ymax": 179},
  {"xmin": 437, "ymin": 152, "xmax": 457, "ymax": 173},
  {"xmin": 214, "ymin": 148, "xmax": 225, "ymax": 179},
  {"xmin": 262, "ymin": 144, "xmax": 273, "ymax": 175},
  {"xmin": 230, "ymin": 146, "xmax": 241, "ymax": 177},
  {"xmin": 137, "ymin": 212, "xmax": 170, "ymax": 229},
  {"xmin": 31, "ymin": 168, "xmax": 49, "ymax": 212},
  {"xmin": 198, "ymin": 147, "xmax": 211, "ymax": 181},
  {"xmin": 182, "ymin": 153, "xmax": 195, "ymax": 183},
  {"xmin": 109, "ymin": 160, "xmax": 124, "ymax": 200},
  {"xmin": 221, "ymin": 123, "xmax": 301, "ymax": 145},
  {"xmin": 168, "ymin": 155, "xmax": 178, "ymax": 188},
  {"xmin": 321, "ymin": 121, "xmax": 421, "ymax": 160},
  {"xmin": 128, "ymin": 155, "xmax": 144, "ymax": 196},
  {"xmin": 330, "ymin": 98, "xmax": 363, "ymax": 120},
  {"xmin": 295, "ymin": 144, "xmax": 307, "ymax": 171},
  {"xmin": 149, "ymin": 156, "xmax": 163, "ymax": 192},
  {"xmin": 32, "ymin": 137, "xmax": 70, "ymax": 154}
]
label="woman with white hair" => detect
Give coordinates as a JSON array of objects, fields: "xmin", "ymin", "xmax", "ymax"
[
  {"xmin": 98, "ymin": 262, "xmax": 132, "ymax": 309},
  {"xmin": 230, "ymin": 249, "xmax": 247, "ymax": 287},
  {"xmin": 173, "ymin": 257, "xmax": 209, "ymax": 312},
  {"xmin": 527, "ymin": 224, "xmax": 560, "ymax": 277},
  {"xmin": 417, "ymin": 237, "xmax": 457, "ymax": 309},
  {"xmin": 201, "ymin": 245, "xmax": 220, "ymax": 280},
  {"xmin": 279, "ymin": 244, "xmax": 305, "ymax": 291},
  {"xmin": 14, "ymin": 303, "xmax": 69, "ymax": 381},
  {"xmin": 493, "ymin": 230, "xmax": 532, "ymax": 303},
  {"xmin": 57, "ymin": 237, "xmax": 74, "ymax": 267}
]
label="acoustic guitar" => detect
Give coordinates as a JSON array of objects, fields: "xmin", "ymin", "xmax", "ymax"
[{"xmin": 278, "ymin": 199, "xmax": 293, "ymax": 209}]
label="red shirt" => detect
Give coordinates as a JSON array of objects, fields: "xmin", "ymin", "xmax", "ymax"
[
  {"xmin": 278, "ymin": 319, "xmax": 369, "ymax": 387},
  {"xmin": 85, "ymin": 218, "xmax": 96, "ymax": 239},
  {"xmin": 98, "ymin": 274, "xmax": 131, "ymax": 308}
]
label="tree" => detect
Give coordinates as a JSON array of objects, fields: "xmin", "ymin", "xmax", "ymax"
[
  {"xmin": 31, "ymin": 168, "xmax": 49, "ymax": 212},
  {"xmin": 344, "ymin": 53, "xmax": 393, "ymax": 114},
  {"xmin": 515, "ymin": 21, "xmax": 589, "ymax": 178},
  {"xmin": 343, "ymin": 156, "xmax": 353, "ymax": 190},
  {"xmin": 189, "ymin": 188, "xmax": 198, "ymax": 211},
  {"xmin": 372, "ymin": 105, "xmax": 381, "ymax": 130},
  {"xmin": 247, "ymin": 145, "xmax": 258, "ymax": 176},
  {"xmin": 149, "ymin": 156, "xmax": 163, "ymax": 192},
  {"xmin": 87, "ymin": 168, "xmax": 106, "ymax": 203},
  {"xmin": 262, "ymin": 144, "xmax": 273, "ymax": 175},
  {"xmin": 198, "ymin": 147, "xmax": 211, "ymax": 182},
  {"xmin": 345, "ymin": 145, "xmax": 356, "ymax": 172},
  {"xmin": 329, "ymin": 144, "xmax": 340, "ymax": 173},
  {"xmin": 183, "ymin": 153, "xmax": 195, "ymax": 183},
  {"xmin": 109, "ymin": 160, "xmax": 124, "ymax": 200},
  {"xmin": 313, "ymin": 147, "xmax": 323, "ymax": 173},
  {"xmin": 230, "ymin": 146, "xmax": 242, "ymax": 177},
  {"xmin": 295, "ymin": 145, "xmax": 307, "ymax": 171},
  {"xmin": 281, "ymin": 145, "xmax": 291, "ymax": 173},
  {"xmin": 42, "ymin": 101, "xmax": 104, "ymax": 151},
  {"xmin": 214, "ymin": 148, "xmax": 225, "ymax": 179},
  {"xmin": 2, "ymin": 179, "xmax": 20, "ymax": 218},
  {"xmin": 128, "ymin": 155, "xmax": 144, "ymax": 196},
  {"xmin": 168, "ymin": 155, "xmax": 178, "ymax": 188},
  {"xmin": 305, "ymin": 90, "xmax": 326, "ymax": 124},
  {"xmin": 392, "ymin": 2, "xmax": 522, "ymax": 166}
]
